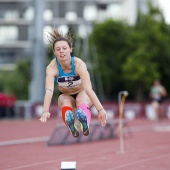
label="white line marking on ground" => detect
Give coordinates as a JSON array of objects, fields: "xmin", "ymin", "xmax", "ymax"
[
  {"xmin": 3, "ymin": 136, "xmax": 170, "ymax": 170},
  {"xmin": 1, "ymin": 121, "xmax": 170, "ymax": 170},
  {"xmin": 0, "ymin": 136, "xmax": 49, "ymax": 146},
  {"xmin": 1, "ymin": 122, "xmax": 169, "ymax": 147},
  {"xmin": 4, "ymin": 149, "xmax": 117, "ymax": 170},
  {"xmin": 154, "ymin": 125, "xmax": 170, "ymax": 132},
  {"xmin": 124, "ymin": 122, "xmax": 170, "ymax": 133},
  {"xmin": 4, "ymin": 150, "xmax": 113, "ymax": 170},
  {"xmin": 4, "ymin": 156, "xmax": 75, "ymax": 170},
  {"xmin": 105, "ymin": 152, "xmax": 170, "ymax": 170}
]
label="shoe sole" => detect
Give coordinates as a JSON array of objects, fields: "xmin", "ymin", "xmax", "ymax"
[
  {"xmin": 65, "ymin": 111, "xmax": 79, "ymax": 137},
  {"xmin": 75, "ymin": 109, "xmax": 89, "ymax": 136}
]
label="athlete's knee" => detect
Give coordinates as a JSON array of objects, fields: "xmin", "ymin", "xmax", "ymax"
[
  {"xmin": 75, "ymin": 96, "xmax": 84, "ymax": 106},
  {"xmin": 58, "ymin": 95, "xmax": 72, "ymax": 106}
]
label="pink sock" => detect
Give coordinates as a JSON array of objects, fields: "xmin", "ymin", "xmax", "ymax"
[{"xmin": 78, "ymin": 103, "xmax": 91, "ymax": 125}]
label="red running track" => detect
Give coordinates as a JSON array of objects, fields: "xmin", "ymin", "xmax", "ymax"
[{"xmin": 0, "ymin": 118, "xmax": 170, "ymax": 170}]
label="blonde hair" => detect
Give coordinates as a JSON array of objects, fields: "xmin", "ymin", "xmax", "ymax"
[{"xmin": 46, "ymin": 28, "xmax": 74, "ymax": 50}]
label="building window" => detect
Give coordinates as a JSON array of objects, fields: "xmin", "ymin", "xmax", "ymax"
[
  {"xmin": 0, "ymin": 26, "xmax": 18, "ymax": 43},
  {"xmin": 65, "ymin": 11, "xmax": 77, "ymax": 22},
  {"xmin": 4, "ymin": 10, "xmax": 19, "ymax": 20},
  {"xmin": 23, "ymin": 7, "xmax": 34, "ymax": 20},
  {"xmin": 83, "ymin": 5, "xmax": 98, "ymax": 21},
  {"xmin": 44, "ymin": 9, "xmax": 53, "ymax": 21},
  {"xmin": 107, "ymin": 3, "xmax": 122, "ymax": 20}
]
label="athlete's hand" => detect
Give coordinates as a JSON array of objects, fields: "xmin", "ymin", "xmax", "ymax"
[
  {"xmin": 98, "ymin": 109, "xmax": 107, "ymax": 126},
  {"xmin": 39, "ymin": 112, "xmax": 51, "ymax": 123}
]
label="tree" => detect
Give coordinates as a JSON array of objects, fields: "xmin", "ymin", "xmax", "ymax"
[
  {"xmin": 90, "ymin": 19, "xmax": 132, "ymax": 100},
  {"xmin": 122, "ymin": 1, "xmax": 170, "ymax": 100},
  {"xmin": 0, "ymin": 59, "xmax": 31, "ymax": 99},
  {"xmin": 90, "ymin": 1, "xmax": 170, "ymax": 101}
]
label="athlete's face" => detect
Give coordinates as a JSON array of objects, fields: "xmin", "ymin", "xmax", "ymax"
[{"xmin": 54, "ymin": 41, "xmax": 72, "ymax": 61}]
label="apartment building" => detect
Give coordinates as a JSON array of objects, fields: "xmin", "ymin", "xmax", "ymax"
[{"xmin": 0, "ymin": 0, "xmax": 159, "ymax": 70}]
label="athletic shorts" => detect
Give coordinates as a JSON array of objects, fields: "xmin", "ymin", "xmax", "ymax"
[
  {"xmin": 153, "ymin": 98, "xmax": 162, "ymax": 104},
  {"xmin": 59, "ymin": 91, "xmax": 78, "ymax": 100}
]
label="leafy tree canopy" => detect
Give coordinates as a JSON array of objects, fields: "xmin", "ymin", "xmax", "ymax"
[{"xmin": 90, "ymin": 1, "xmax": 170, "ymax": 100}]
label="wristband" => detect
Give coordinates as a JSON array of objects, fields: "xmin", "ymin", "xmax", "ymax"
[
  {"xmin": 98, "ymin": 108, "xmax": 104, "ymax": 112},
  {"xmin": 45, "ymin": 89, "xmax": 53, "ymax": 93}
]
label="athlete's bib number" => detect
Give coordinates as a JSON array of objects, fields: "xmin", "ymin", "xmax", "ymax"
[{"xmin": 68, "ymin": 81, "xmax": 73, "ymax": 87}]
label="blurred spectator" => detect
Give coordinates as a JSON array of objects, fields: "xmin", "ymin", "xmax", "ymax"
[
  {"xmin": 149, "ymin": 80, "xmax": 167, "ymax": 120},
  {"xmin": 0, "ymin": 92, "xmax": 7, "ymax": 118},
  {"xmin": 6, "ymin": 94, "xmax": 16, "ymax": 118},
  {"xmin": 0, "ymin": 92, "xmax": 16, "ymax": 119}
]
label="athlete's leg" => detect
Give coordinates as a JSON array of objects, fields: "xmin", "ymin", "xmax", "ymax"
[
  {"xmin": 75, "ymin": 90, "xmax": 93, "ymax": 136},
  {"xmin": 152, "ymin": 101, "xmax": 159, "ymax": 120},
  {"xmin": 58, "ymin": 94, "xmax": 79, "ymax": 137}
]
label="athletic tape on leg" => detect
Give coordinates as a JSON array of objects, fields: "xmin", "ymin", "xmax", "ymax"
[
  {"xmin": 78, "ymin": 103, "xmax": 91, "ymax": 125},
  {"xmin": 62, "ymin": 106, "xmax": 72, "ymax": 123},
  {"xmin": 62, "ymin": 106, "xmax": 79, "ymax": 137}
]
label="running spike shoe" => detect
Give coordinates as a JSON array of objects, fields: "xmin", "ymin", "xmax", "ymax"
[
  {"xmin": 75, "ymin": 108, "xmax": 89, "ymax": 136},
  {"xmin": 65, "ymin": 110, "xmax": 79, "ymax": 137}
]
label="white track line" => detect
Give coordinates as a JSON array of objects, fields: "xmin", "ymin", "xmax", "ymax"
[
  {"xmin": 2, "ymin": 149, "xmax": 122, "ymax": 170},
  {"xmin": 124, "ymin": 122, "xmax": 170, "ymax": 133},
  {"xmin": 4, "ymin": 156, "xmax": 75, "ymax": 170},
  {"xmin": 1, "ymin": 122, "xmax": 169, "ymax": 147},
  {"xmin": 105, "ymin": 152, "xmax": 170, "ymax": 170},
  {"xmin": 3, "ymin": 142, "xmax": 170, "ymax": 170},
  {"xmin": 4, "ymin": 150, "xmax": 111, "ymax": 170},
  {"xmin": 153, "ymin": 125, "xmax": 170, "ymax": 132},
  {"xmin": 0, "ymin": 136, "xmax": 49, "ymax": 146}
]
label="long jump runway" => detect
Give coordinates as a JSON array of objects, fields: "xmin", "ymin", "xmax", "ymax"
[{"xmin": 0, "ymin": 118, "xmax": 170, "ymax": 170}]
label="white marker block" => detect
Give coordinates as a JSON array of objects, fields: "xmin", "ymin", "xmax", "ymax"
[{"xmin": 61, "ymin": 161, "xmax": 76, "ymax": 170}]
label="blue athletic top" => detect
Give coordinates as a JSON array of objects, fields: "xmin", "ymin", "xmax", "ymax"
[
  {"xmin": 55, "ymin": 56, "xmax": 75, "ymax": 78},
  {"xmin": 55, "ymin": 56, "xmax": 82, "ymax": 89}
]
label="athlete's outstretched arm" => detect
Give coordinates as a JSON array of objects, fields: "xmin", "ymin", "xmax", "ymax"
[
  {"xmin": 40, "ymin": 66, "xmax": 55, "ymax": 123},
  {"xmin": 77, "ymin": 61, "xmax": 107, "ymax": 126}
]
